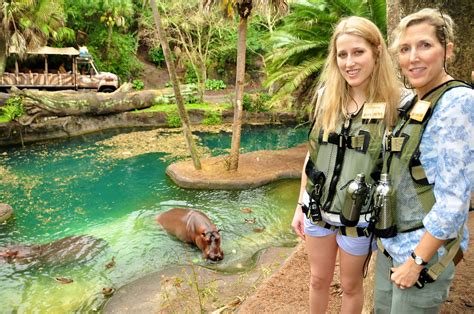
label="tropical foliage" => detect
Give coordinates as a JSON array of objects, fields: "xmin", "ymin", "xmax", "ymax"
[
  {"xmin": 63, "ymin": 0, "xmax": 142, "ymax": 79},
  {"xmin": 0, "ymin": 96, "xmax": 24, "ymax": 122},
  {"xmin": 265, "ymin": 0, "xmax": 386, "ymax": 107}
]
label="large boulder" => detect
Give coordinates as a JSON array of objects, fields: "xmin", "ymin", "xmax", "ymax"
[{"xmin": 0, "ymin": 203, "xmax": 13, "ymax": 223}]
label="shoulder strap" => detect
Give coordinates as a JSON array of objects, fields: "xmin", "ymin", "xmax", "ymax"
[{"xmin": 410, "ymin": 80, "xmax": 471, "ymax": 185}]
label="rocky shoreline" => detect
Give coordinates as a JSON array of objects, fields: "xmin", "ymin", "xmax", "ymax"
[{"xmin": 0, "ymin": 109, "xmax": 304, "ymax": 146}]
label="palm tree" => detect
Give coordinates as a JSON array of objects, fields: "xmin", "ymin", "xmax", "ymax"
[
  {"xmin": 265, "ymin": 0, "xmax": 386, "ymax": 109},
  {"xmin": 149, "ymin": 0, "xmax": 202, "ymax": 170},
  {"xmin": 0, "ymin": 0, "xmax": 73, "ymax": 76},
  {"xmin": 204, "ymin": 0, "xmax": 288, "ymax": 171}
]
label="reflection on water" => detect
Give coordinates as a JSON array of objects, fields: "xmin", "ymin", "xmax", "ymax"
[{"xmin": 0, "ymin": 125, "xmax": 307, "ymax": 311}]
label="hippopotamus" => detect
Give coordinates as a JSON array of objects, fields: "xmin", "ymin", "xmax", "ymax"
[
  {"xmin": 157, "ymin": 208, "xmax": 224, "ymax": 262},
  {"xmin": 0, "ymin": 235, "xmax": 108, "ymax": 266}
]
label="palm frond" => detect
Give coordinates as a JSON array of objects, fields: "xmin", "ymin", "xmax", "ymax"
[
  {"xmin": 367, "ymin": 0, "xmax": 386, "ymax": 36},
  {"xmin": 264, "ymin": 0, "xmax": 387, "ymax": 105}
]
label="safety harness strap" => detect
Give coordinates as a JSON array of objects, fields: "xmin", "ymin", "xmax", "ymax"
[
  {"xmin": 321, "ymin": 132, "xmax": 367, "ymax": 151},
  {"xmin": 426, "ymin": 236, "xmax": 463, "ymax": 280},
  {"xmin": 322, "ymin": 120, "xmax": 351, "ymax": 212},
  {"xmin": 314, "ymin": 220, "xmax": 369, "ymax": 238}
]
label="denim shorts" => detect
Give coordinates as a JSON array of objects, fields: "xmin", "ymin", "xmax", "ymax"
[{"xmin": 304, "ymin": 217, "xmax": 376, "ymax": 256}]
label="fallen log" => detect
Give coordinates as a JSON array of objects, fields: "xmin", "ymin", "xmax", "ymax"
[{"xmin": 7, "ymin": 83, "xmax": 198, "ymax": 119}]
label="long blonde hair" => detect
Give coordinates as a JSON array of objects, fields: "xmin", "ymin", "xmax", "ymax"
[{"xmin": 315, "ymin": 16, "xmax": 400, "ymax": 132}]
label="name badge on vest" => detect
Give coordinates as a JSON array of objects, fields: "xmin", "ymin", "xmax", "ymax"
[
  {"xmin": 410, "ymin": 100, "xmax": 431, "ymax": 122},
  {"xmin": 391, "ymin": 137, "xmax": 405, "ymax": 152},
  {"xmin": 362, "ymin": 103, "xmax": 386, "ymax": 120}
]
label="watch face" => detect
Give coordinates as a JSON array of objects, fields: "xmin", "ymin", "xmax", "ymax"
[{"xmin": 411, "ymin": 251, "xmax": 427, "ymax": 265}]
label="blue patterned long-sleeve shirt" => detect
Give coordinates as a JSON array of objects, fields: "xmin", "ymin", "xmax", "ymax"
[{"xmin": 381, "ymin": 86, "xmax": 474, "ymax": 264}]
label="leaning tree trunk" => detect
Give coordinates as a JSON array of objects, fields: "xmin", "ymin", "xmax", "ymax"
[
  {"xmin": 228, "ymin": 14, "xmax": 249, "ymax": 171},
  {"xmin": 150, "ymin": 0, "xmax": 202, "ymax": 170}
]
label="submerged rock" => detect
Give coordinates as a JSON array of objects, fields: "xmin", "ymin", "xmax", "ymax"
[{"xmin": 0, "ymin": 203, "xmax": 13, "ymax": 223}]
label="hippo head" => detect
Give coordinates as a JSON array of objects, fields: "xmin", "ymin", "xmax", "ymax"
[{"xmin": 200, "ymin": 230, "xmax": 224, "ymax": 262}]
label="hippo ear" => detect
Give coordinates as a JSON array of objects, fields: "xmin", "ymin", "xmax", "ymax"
[{"xmin": 217, "ymin": 229, "xmax": 222, "ymax": 233}]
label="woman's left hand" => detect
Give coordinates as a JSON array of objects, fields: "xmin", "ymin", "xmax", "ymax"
[{"xmin": 390, "ymin": 259, "xmax": 424, "ymax": 289}]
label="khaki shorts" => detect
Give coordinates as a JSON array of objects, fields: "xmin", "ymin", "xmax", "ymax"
[{"xmin": 374, "ymin": 250, "xmax": 455, "ymax": 313}]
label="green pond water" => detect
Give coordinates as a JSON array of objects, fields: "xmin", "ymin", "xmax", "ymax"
[{"xmin": 0, "ymin": 125, "xmax": 307, "ymax": 312}]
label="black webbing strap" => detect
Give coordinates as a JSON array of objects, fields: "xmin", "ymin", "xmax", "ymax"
[
  {"xmin": 315, "ymin": 220, "xmax": 369, "ymax": 238},
  {"xmin": 339, "ymin": 225, "xmax": 368, "ymax": 237},
  {"xmin": 322, "ymin": 120, "xmax": 351, "ymax": 211}
]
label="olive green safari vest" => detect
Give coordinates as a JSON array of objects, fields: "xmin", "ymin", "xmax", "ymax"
[
  {"xmin": 307, "ymin": 106, "xmax": 385, "ymax": 218},
  {"xmin": 382, "ymin": 80, "xmax": 470, "ymax": 232}
]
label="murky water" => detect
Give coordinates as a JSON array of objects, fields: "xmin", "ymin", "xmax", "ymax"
[{"xmin": 0, "ymin": 125, "xmax": 307, "ymax": 312}]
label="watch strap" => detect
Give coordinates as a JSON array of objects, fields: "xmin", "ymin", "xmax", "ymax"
[{"xmin": 411, "ymin": 251, "xmax": 428, "ymax": 266}]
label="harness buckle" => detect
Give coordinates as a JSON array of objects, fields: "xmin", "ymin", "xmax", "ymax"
[
  {"xmin": 363, "ymin": 227, "xmax": 371, "ymax": 237},
  {"xmin": 339, "ymin": 134, "xmax": 353, "ymax": 149},
  {"xmin": 415, "ymin": 267, "xmax": 435, "ymax": 289}
]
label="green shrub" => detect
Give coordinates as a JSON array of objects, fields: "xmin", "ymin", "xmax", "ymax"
[
  {"xmin": 184, "ymin": 62, "xmax": 198, "ymax": 84},
  {"xmin": 185, "ymin": 94, "xmax": 199, "ymax": 104},
  {"xmin": 242, "ymin": 92, "xmax": 271, "ymax": 113},
  {"xmin": 132, "ymin": 79, "xmax": 145, "ymax": 90},
  {"xmin": 202, "ymin": 112, "xmax": 222, "ymax": 125},
  {"xmin": 242, "ymin": 93, "xmax": 253, "ymax": 112},
  {"xmin": 0, "ymin": 96, "xmax": 24, "ymax": 122},
  {"xmin": 148, "ymin": 46, "xmax": 165, "ymax": 66},
  {"xmin": 166, "ymin": 113, "xmax": 182, "ymax": 128},
  {"xmin": 205, "ymin": 79, "xmax": 226, "ymax": 91}
]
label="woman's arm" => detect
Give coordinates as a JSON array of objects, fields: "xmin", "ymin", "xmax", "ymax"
[{"xmin": 291, "ymin": 152, "xmax": 309, "ymax": 240}]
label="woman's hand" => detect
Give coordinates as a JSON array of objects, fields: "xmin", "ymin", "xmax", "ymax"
[
  {"xmin": 390, "ymin": 258, "xmax": 423, "ymax": 289},
  {"xmin": 291, "ymin": 205, "xmax": 305, "ymax": 240}
]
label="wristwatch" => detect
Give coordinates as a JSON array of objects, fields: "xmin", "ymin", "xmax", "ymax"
[{"xmin": 411, "ymin": 251, "xmax": 428, "ymax": 266}]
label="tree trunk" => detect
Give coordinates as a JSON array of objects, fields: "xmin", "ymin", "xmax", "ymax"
[
  {"xmin": 0, "ymin": 35, "xmax": 6, "ymax": 77},
  {"xmin": 106, "ymin": 24, "xmax": 113, "ymax": 55},
  {"xmin": 150, "ymin": 0, "xmax": 201, "ymax": 170},
  {"xmin": 228, "ymin": 16, "xmax": 248, "ymax": 171},
  {"xmin": 198, "ymin": 60, "xmax": 206, "ymax": 104}
]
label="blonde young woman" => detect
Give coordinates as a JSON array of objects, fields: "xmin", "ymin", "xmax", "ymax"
[
  {"xmin": 291, "ymin": 16, "xmax": 401, "ymax": 313},
  {"xmin": 374, "ymin": 8, "xmax": 473, "ymax": 313}
]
